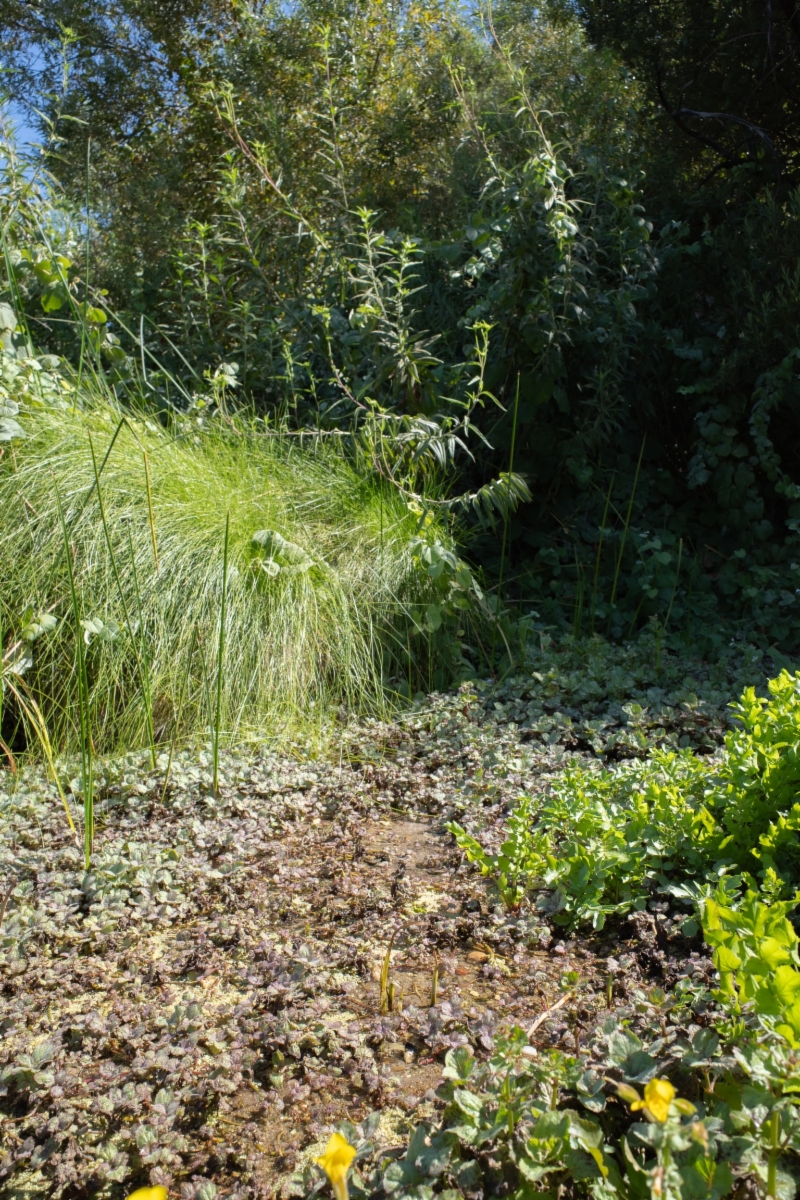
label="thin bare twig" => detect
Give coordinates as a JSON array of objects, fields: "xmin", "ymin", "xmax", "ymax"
[
  {"xmin": 0, "ymin": 877, "xmax": 17, "ymax": 930},
  {"xmin": 527, "ymin": 989, "xmax": 575, "ymax": 1038}
]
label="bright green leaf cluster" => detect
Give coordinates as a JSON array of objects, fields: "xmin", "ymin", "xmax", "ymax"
[
  {"xmin": 452, "ymin": 670, "xmax": 800, "ymax": 927},
  {"xmin": 701, "ymin": 889, "xmax": 800, "ymax": 1047}
]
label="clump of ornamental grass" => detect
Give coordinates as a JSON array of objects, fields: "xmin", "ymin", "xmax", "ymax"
[{"xmin": 0, "ymin": 399, "xmax": 444, "ymax": 755}]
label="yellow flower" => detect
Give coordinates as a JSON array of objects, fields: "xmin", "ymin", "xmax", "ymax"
[
  {"xmin": 315, "ymin": 1132, "xmax": 358, "ymax": 1200},
  {"xmin": 126, "ymin": 1189, "xmax": 168, "ymax": 1200},
  {"xmin": 630, "ymin": 1078, "xmax": 676, "ymax": 1123}
]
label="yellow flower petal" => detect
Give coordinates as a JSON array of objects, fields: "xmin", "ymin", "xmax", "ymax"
[
  {"xmin": 642, "ymin": 1078, "xmax": 676, "ymax": 1123},
  {"xmin": 315, "ymin": 1132, "xmax": 358, "ymax": 1200},
  {"xmin": 126, "ymin": 1189, "xmax": 168, "ymax": 1200}
]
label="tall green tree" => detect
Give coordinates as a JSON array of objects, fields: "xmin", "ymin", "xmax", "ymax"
[{"xmin": 1, "ymin": 0, "xmax": 477, "ymax": 306}]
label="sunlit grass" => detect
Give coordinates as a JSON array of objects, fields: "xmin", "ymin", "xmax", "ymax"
[{"xmin": 1, "ymin": 400, "xmax": 441, "ymax": 754}]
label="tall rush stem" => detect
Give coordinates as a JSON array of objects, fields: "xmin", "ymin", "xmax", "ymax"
[
  {"xmin": 590, "ymin": 475, "xmax": 614, "ymax": 634},
  {"xmin": 89, "ymin": 433, "xmax": 156, "ymax": 767},
  {"xmin": 55, "ymin": 483, "xmax": 94, "ymax": 869},
  {"xmin": 212, "ymin": 515, "xmax": 230, "ymax": 796},
  {"xmin": 608, "ymin": 436, "xmax": 646, "ymax": 620},
  {"xmin": 767, "ymin": 1109, "xmax": 780, "ymax": 1199},
  {"xmin": 491, "ymin": 374, "xmax": 520, "ymax": 674}
]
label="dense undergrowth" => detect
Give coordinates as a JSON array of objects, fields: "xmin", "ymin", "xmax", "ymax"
[{"xmin": 0, "ymin": 130, "xmax": 511, "ymax": 763}]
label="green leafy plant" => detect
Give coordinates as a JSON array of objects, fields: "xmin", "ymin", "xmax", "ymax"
[
  {"xmin": 450, "ymin": 669, "xmax": 800, "ymax": 929},
  {"xmin": 449, "ymin": 750, "xmax": 713, "ymax": 928},
  {"xmin": 701, "ymin": 887, "xmax": 800, "ymax": 1046},
  {"xmin": 447, "ymin": 794, "xmax": 540, "ymax": 910},
  {"xmin": 357, "ymin": 1032, "xmax": 744, "ymax": 1200},
  {"xmin": 694, "ymin": 887, "xmax": 800, "ymax": 1200}
]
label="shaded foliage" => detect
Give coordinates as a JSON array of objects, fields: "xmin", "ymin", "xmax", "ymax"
[{"xmin": 4, "ymin": 0, "xmax": 800, "ymax": 649}]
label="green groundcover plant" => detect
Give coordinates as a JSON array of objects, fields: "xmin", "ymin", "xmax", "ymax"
[{"xmin": 449, "ymin": 669, "xmax": 800, "ymax": 928}]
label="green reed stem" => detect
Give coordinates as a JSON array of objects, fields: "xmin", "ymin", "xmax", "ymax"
[
  {"xmin": 590, "ymin": 475, "xmax": 614, "ymax": 634},
  {"xmin": 573, "ymin": 548, "xmax": 584, "ymax": 637},
  {"xmin": 4, "ymin": 674, "xmax": 76, "ymax": 834},
  {"xmin": 76, "ymin": 137, "xmax": 91, "ymax": 401},
  {"xmin": 609, "ymin": 436, "xmax": 646, "ymax": 616},
  {"xmin": 663, "ymin": 537, "xmax": 683, "ymax": 632},
  {"xmin": 89, "ymin": 433, "xmax": 156, "ymax": 766},
  {"xmin": 212, "ymin": 514, "xmax": 230, "ymax": 796},
  {"xmin": 40, "ymin": 416, "xmax": 126, "ymax": 603},
  {"xmin": 55, "ymin": 482, "xmax": 93, "ymax": 869},
  {"xmin": 767, "ymin": 1109, "xmax": 780, "ymax": 1199},
  {"xmin": 125, "ymin": 524, "xmax": 156, "ymax": 768},
  {"xmin": 143, "ymin": 452, "xmax": 159, "ymax": 573},
  {"xmin": 161, "ymin": 624, "xmax": 197, "ymax": 805},
  {"xmin": 491, "ymin": 374, "xmax": 520, "ymax": 673}
]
